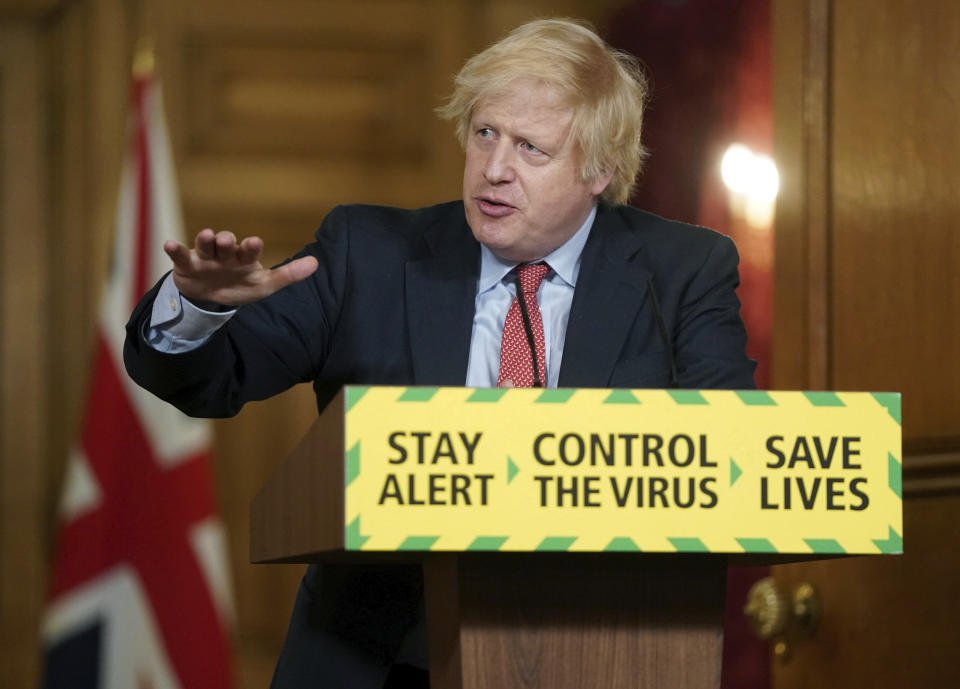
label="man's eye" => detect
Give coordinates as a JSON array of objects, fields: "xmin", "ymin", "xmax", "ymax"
[
  {"xmin": 477, "ymin": 127, "xmax": 494, "ymax": 138},
  {"xmin": 521, "ymin": 141, "xmax": 542, "ymax": 154}
]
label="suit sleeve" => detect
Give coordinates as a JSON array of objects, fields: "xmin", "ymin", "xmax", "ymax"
[
  {"xmin": 673, "ymin": 234, "xmax": 756, "ymax": 389},
  {"xmin": 123, "ymin": 206, "xmax": 352, "ymax": 417}
]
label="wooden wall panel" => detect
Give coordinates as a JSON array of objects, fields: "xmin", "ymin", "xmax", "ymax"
[
  {"xmin": 775, "ymin": 493, "xmax": 960, "ymax": 687},
  {"xmin": 0, "ymin": 0, "xmax": 63, "ymax": 18},
  {"xmin": 830, "ymin": 2, "xmax": 960, "ymax": 444},
  {"xmin": 1, "ymin": 2, "xmax": 131, "ymax": 688},
  {"xmin": 0, "ymin": 22, "xmax": 49, "ymax": 689},
  {"xmin": 45, "ymin": 0, "xmax": 93, "ymax": 533},
  {"xmin": 153, "ymin": 0, "xmax": 470, "ymax": 227},
  {"xmin": 42, "ymin": 0, "xmax": 131, "ymax": 601},
  {"xmin": 770, "ymin": 0, "xmax": 831, "ymax": 390},
  {"xmin": 772, "ymin": 1, "xmax": 960, "ymax": 687},
  {"xmin": 213, "ymin": 389, "xmax": 319, "ymax": 672},
  {"xmin": 182, "ymin": 31, "xmax": 433, "ymax": 159}
]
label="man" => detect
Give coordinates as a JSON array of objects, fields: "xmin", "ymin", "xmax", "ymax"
[{"xmin": 125, "ymin": 18, "xmax": 754, "ymax": 689}]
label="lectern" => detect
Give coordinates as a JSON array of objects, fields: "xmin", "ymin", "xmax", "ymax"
[{"xmin": 251, "ymin": 386, "xmax": 902, "ymax": 688}]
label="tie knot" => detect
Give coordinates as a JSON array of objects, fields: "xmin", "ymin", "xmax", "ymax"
[{"xmin": 517, "ymin": 262, "xmax": 550, "ymax": 294}]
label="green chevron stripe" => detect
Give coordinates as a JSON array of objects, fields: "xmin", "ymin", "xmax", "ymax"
[
  {"xmin": 872, "ymin": 526, "xmax": 903, "ymax": 554},
  {"xmin": 397, "ymin": 387, "xmax": 438, "ymax": 402},
  {"xmin": 507, "ymin": 457, "xmax": 519, "ymax": 484},
  {"xmin": 603, "ymin": 390, "xmax": 641, "ymax": 404},
  {"xmin": 466, "ymin": 536, "xmax": 509, "ymax": 551},
  {"xmin": 536, "ymin": 536, "xmax": 577, "ymax": 551},
  {"xmin": 466, "ymin": 388, "xmax": 508, "ymax": 402},
  {"xmin": 669, "ymin": 537, "xmax": 709, "ymax": 552},
  {"xmin": 398, "ymin": 535, "xmax": 440, "ymax": 550},
  {"xmin": 736, "ymin": 538, "xmax": 778, "ymax": 553},
  {"xmin": 345, "ymin": 386, "xmax": 369, "ymax": 412},
  {"xmin": 872, "ymin": 392, "xmax": 901, "ymax": 425},
  {"xmin": 667, "ymin": 390, "xmax": 708, "ymax": 405},
  {"xmin": 604, "ymin": 537, "xmax": 641, "ymax": 552},
  {"xmin": 730, "ymin": 458, "xmax": 742, "ymax": 486},
  {"xmin": 535, "ymin": 389, "xmax": 576, "ymax": 403},
  {"xmin": 345, "ymin": 442, "xmax": 360, "ymax": 486},
  {"xmin": 803, "ymin": 391, "xmax": 845, "ymax": 406},
  {"xmin": 345, "ymin": 516, "xmax": 369, "ymax": 549},
  {"xmin": 735, "ymin": 390, "xmax": 777, "ymax": 406},
  {"xmin": 804, "ymin": 538, "xmax": 846, "ymax": 554},
  {"xmin": 888, "ymin": 453, "xmax": 902, "ymax": 498}
]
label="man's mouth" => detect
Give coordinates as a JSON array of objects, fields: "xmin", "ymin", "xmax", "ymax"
[{"xmin": 476, "ymin": 197, "xmax": 516, "ymax": 217}]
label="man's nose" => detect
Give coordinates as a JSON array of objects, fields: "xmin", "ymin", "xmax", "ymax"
[{"xmin": 482, "ymin": 141, "xmax": 517, "ymax": 184}]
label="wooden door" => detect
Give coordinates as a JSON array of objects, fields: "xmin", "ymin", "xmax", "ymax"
[{"xmin": 770, "ymin": 1, "xmax": 960, "ymax": 686}]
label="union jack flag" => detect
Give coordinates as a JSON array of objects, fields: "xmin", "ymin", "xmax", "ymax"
[{"xmin": 40, "ymin": 51, "xmax": 234, "ymax": 689}]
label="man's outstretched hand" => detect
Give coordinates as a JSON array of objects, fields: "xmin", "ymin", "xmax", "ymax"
[{"xmin": 163, "ymin": 229, "xmax": 319, "ymax": 306}]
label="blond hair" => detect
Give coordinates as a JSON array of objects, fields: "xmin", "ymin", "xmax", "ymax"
[{"xmin": 437, "ymin": 18, "xmax": 649, "ymax": 205}]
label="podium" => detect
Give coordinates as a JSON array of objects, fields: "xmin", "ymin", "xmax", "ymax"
[{"xmin": 251, "ymin": 386, "xmax": 902, "ymax": 688}]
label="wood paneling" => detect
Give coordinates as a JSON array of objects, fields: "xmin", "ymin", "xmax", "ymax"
[
  {"xmin": 249, "ymin": 393, "xmax": 348, "ymax": 564},
  {"xmin": 1, "ymin": 2, "xmax": 131, "ymax": 687},
  {"xmin": 154, "ymin": 0, "xmax": 471, "ymax": 225},
  {"xmin": 0, "ymin": 0, "xmax": 65, "ymax": 19},
  {"xmin": 0, "ymin": 21, "xmax": 49, "ymax": 689},
  {"xmin": 770, "ymin": 0, "xmax": 831, "ymax": 390},
  {"xmin": 903, "ymin": 450, "xmax": 960, "ymax": 498},
  {"xmin": 775, "ymin": 494, "xmax": 960, "ymax": 687},
  {"xmin": 829, "ymin": 2, "xmax": 960, "ymax": 442},
  {"xmin": 214, "ymin": 389, "xmax": 318, "ymax": 666},
  {"xmin": 772, "ymin": 1, "xmax": 960, "ymax": 686},
  {"xmin": 181, "ymin": 29, "xmax": 432, "ymax": 159},
  {"xmin": 426, "ymin": 554, "xmax": 726, "ymax": 689}
]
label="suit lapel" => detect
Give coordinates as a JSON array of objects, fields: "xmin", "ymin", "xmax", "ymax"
[
  {"xmin": 405, "ymin": 210, "xmax": 480, "ymax": 385},
  {"xmin": 559, "ymin": 204, "xmax": 653, "ymax": 388}
]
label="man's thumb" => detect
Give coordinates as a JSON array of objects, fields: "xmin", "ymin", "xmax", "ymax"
[{"xmin": 275, "ymin": 255, "xmax": 319, "ymax": 286}]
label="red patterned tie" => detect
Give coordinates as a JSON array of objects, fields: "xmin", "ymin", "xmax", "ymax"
[{"xmin": 498, "ymin": 263, "xmax": 551, "ymax": 388}]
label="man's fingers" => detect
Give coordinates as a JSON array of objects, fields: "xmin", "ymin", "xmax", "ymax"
[
  {"xmin": 194, "ymin": 229, "xmax": 217, "ymax": 259},
  {"xmin": 163, "ymin": 240, "xmax": 193, "ymax": 268},
  {"xmin": 166, "ymin": 230, "xmax": 313, "ymax": 304},
  {"xmin": 214, "ymin": 231, "xmax": 239, "ymax": 261},
  {"xmin": 235, "ymin": 236, "xmax": 264, "ymax": 265}
]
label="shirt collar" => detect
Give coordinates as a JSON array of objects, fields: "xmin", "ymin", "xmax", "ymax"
[{"xmin": 476, "ymin": 204, "xmax": 597, "ymax": 293}]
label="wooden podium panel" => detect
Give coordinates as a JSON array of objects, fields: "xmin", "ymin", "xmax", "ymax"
[
  {"xmin": 251, "ymin": 397, "xmax": 345, "ymax": 562},
  {"xmin": 425, "ymin": 553, "xmax": 725, "ymax": 689}
]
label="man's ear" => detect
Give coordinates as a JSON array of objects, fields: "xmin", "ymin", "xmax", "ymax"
[{"xmin": 590, "ymin": 168, "xmax": 615, "ymax": 197}]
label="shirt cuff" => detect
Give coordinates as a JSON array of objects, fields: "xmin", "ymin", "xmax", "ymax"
[{"xmin": 147, "ymin": 273, "xmax": 236, "ymax": 352}]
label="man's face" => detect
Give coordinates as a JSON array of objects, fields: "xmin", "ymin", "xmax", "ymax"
[{"xmin": 462, "ymin": 82, "xmax": 611, "ymax": 262}]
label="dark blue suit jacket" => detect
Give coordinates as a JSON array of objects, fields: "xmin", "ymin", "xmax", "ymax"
[{"xmin": 124, "ymin": 200, "xmax": 755, "ymax": 688}]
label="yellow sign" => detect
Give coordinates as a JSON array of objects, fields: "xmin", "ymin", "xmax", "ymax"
[{"xmin": 343, "ymin": 387, "xmax": 902, "ymax": 555}]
